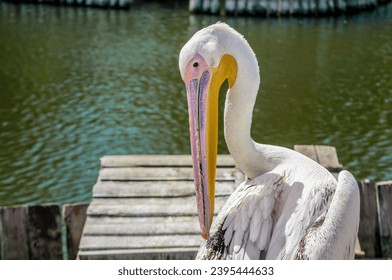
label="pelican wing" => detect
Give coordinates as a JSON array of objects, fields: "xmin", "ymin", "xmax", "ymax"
[
  {"xmin": 279, "ymin": 179, "xmax": 336, "ymax": 259},
  {"xmin": 197, "ymin": 172, "xmax": 284, "ymax": 260},
  {"xmin": 296, "ymin": 170, "xmax": 360, "ymax": 259}
]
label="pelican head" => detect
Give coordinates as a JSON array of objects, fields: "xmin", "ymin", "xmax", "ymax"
[{"xmin": 179, "ymin": 23, "xmax": 239, "ymax": 239}]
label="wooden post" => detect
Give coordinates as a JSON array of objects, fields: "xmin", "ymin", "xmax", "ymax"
[
  {"xmin": 64, "ymin": 203, "xmax": 89, "ymax": 260},
  {"xmin": 377, "ymin": 181, "xmax": 392, "ymax": 258},
  {"xmin": 357, "ymin": 179, "xmax": 381, "ymax": 258},
  {"xmin": 27, "ymin": 204, "xmax": 62, "ymax": 259},
  {"xmin": 0, "ymin": 206, "xmax": 29, "ymax": 259}
]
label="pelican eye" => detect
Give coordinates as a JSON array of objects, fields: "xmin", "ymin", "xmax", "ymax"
[{"xmin": 193, "ymin": 62, "xmax": 199, "ymax": 68}]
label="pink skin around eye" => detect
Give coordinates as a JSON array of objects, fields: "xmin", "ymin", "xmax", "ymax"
[{"xmin": 184, "ymin": 53, "xmax": 209, "ymax": 83}]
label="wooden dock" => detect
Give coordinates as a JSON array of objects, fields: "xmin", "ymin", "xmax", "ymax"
[
  {"xmin": 78, "ymin": 145, "xmax": 365, "ymax": 260},
  {"xmin": 78, "ymin": 154, "xmax": 241, "ymax": 259}
]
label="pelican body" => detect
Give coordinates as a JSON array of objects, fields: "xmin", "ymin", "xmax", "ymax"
[{"xmin": 179, "ymin": 23, "xmax": 360, "ymax": 260}]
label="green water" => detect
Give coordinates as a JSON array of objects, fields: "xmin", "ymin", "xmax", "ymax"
[{"xmin": 0, "ymin": 2, "xmax": 391, "ymax": 206}]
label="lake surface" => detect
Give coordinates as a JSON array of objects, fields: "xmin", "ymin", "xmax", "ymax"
[{"xmin": 0, "ymin": 2, "xmax": 391, "ymax": 206}]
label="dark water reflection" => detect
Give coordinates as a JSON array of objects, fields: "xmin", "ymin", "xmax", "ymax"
[{"xmin": 0, "ymin": 3, "xmax": 391, "ymax": 206}]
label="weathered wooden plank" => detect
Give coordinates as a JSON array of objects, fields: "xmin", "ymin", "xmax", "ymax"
[
  {"xmin": 314, "ymin": 145, "xmax": 342, "ymax": 169},
  {"xmin": 87, "ymin": 196, "xmax": 228, "ymax": 217},
  {"xmin": 0, "ymin": 206, "xmax": 29, "ymax": 259},
  {"xmin": 294, "ymin": 145, "xmax": 318, "ymax": 162},
  {"xmin": 357, "ymin": 179, "xmax": 381, "ymax": 258},
  {"xmin": 100, "ymin": 154, "xmax": 235, "ymax": 168},
  {"xmin": 63, "ymin": 203, "xmax": 89, "ymax": 260},
  {"xmin": 294, "ymin": 144, "xmax": 342, "ymax": 169},
  {"xmin": 79, "ymin": 234, "xmax": 203, "ymax": 250},
  {"xmin": 83, "ymin": 216, "xmax": 200, "ymax": 236},
  {"xmin": 99, "ymin": 167, "xmax": 236, "ymax": 181},
  {"xmin": 377, "ymin": 180, "xmax": 392, "ymax": 258},
  {"xmin": 93, "ymin": 181, "xmax": 236, "ymax": 198},
  {"xmin": 78, "ymin": 247, "xmax": 198, "ymax": 260},
  {"xmin": 27, "ymin": 205, "xmax": 62, "ymax": 260}
]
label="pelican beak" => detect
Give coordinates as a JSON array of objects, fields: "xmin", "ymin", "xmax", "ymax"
[
  {"xmin": 184, "ymin": 54, "xmax": 237, "ymax": 239},
  {"xmin": 186, "ymin": 67, "xmax": 217, "ymax": 240}
]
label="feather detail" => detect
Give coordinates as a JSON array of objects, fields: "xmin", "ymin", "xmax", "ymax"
[
  {"xmin": 240, "ymin": 208, "xmax": 250, "ymax": 231},
  {"xmin": 247, "ymin": 198, "xmax": 259, "ymax": 218},
  {"xmin": 251, "ymin": 207, "xmax": 263, "ymax": 228},
  {"xmin": 250, "ymin": 219, "xmax": 262, "ymax": 243},
  {"xmin": 229, "ymin": 234, "xmax": 235, "ymax": 253},
  {"xmin": 234, "ymin": 213, "xmax": 242, "ymax": 232},
  {"xmin": 263, "ymin": 197, "xmax": 273, "ymax": 219},
  {"xmin": 223, "ymin": 211, "xmax": 235, "ymax": 230},
  {"xmin": 244, "ymin": 239, "xmax": 260, "ymax": 260},
  {"xmin": 233, "ymin": 229, "xmax": 244, "ymax": 253},
  {"xmin": 233, "ymin": 246, "xmax": 245, "ymax": 260},
  {"xmin": 224, "ymin": 222, "xmax": 234, "ymax": 246},
  {"xmin": 257, "ymin": 219, "xmax": 272, "ymax": 250}
]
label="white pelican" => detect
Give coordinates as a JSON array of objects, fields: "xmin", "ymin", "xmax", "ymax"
[{"xmin": 179, "ymin": 22, "xmax": 360, "ymax": 260}]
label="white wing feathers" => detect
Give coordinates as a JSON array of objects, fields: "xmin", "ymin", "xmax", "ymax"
[
  {"xmin": 221, "ymin": 172, "xmax": 283, "ymax": 260},
  {"xmin": 282, "ymin": 179, "xmax": 335, "ymax": 259}
]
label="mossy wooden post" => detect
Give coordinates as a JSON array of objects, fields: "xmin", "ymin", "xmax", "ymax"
[
  {"xmin": 27, "ymin": 205, "xmax": 62, "ymax": 259},
  {"xmin": 357, "ymin": 179, "xmax": 381, "ymax": 258},
  {"xmin": 64, "ymin": 203, "xmax": 89, "ymax": 260},
  {"xmin": 377, "ymin": 181, "xmax": 392, "ymax": 258}
]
